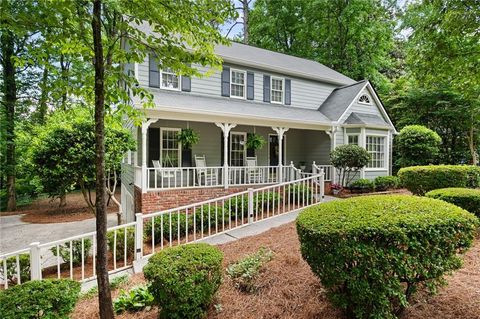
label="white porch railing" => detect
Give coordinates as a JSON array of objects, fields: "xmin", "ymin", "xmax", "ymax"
[{"xmin": 1, "ymin": 171, "xmax": 325, "ymax": 289}]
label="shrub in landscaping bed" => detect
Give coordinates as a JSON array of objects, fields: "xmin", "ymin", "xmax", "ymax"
[
  {"xmin": 374, "ymin": 176, "xmax": 400, "ymax": 191},
  {"xmin": 349, "ymin": 178, "xmax": 375, "ymax": 193},
  {"xmin": 296, "ymin": 195, "xmax": 478, "ymax": 319},
  {"xmin": 0, "ymin": 279, "xmax": 81, "ymax": 319},
  {"xmin": 426, "ymin": 188, "xmax": 480, "ymax": 218},
  {"xmin": 224, "ymin": 192, "xmax": 281, "ymax": 219},
  {"xmin": 0, "ymin": 253, "xmax": 30, "ymax": 285},
  {"xmin": 51, "ymin": 238, "xmax": 92, "ymax": 266},
  {"xmin": 107, "ymin": 227, "xmax": 135, "ymax": 261},
  {"xmin": 398, "ymin": 165, "xmax": 480, "ymax": 195},
  {"xmin": 144, "ymin": 243, "xmax": 223, "ymax": 319},
  {"xmin": 287, "ymin": 184, "xmax": 312, "ymax": 204},
  {"xmin": 226, "ymin": 247, "xmax": 274, "ymax": 293}
]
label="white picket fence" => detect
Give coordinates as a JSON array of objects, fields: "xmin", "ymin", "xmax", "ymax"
[{"xmin": 0, "ymin": 171, "xmax": 325, "ymax": 289}]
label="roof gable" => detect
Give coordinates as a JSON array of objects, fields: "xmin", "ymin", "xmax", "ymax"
[{"xmin": 317, "ymin": 80, "xmax": 367, "ymax": 121}]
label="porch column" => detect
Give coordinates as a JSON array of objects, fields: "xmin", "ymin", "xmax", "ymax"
[
  {"xmin": 141, "ymin": 119, "xmax": 157, "ymax": 193},
  {"xmin": 272, "ymin": 127, "xmax": 289, "ymax": 182},
  {"xmin": 326, "ymin": 126, "xmax": 338, "ymax": 184},
  {"xmin": 215, "ymin": 123, "xmax": 236, "ymax": 189}
]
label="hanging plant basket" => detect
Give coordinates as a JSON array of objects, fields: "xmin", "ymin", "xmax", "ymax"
[{"xmin": 246, "ymin": 133, "xmax": 266, "ymax": 150}]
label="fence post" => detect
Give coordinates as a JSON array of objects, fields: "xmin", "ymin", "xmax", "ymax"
[
  {"xmin": 312, "ymin": 161, "xmax": 317, "ymax": 175},
  {"xmin": 135, "ymin": 213, "xmax": 144, "ymax": 260},
  {"xmin": 319, "ymin": 169, "xmax": 325, "ymax": 202},
  {"xmin": 248, "ymin": 188, "xmax": 254, "ymax": 224},
  {"xmin": 29, "ymin": 242, "xmax": 41, "ymax": 280}
]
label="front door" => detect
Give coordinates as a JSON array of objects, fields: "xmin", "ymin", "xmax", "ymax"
[{"xmin": 269, "ymin": 134, "xmax": 286, "ymax": 166}]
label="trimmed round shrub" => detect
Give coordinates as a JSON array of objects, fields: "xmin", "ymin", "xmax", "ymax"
[
  {"xmin": 398, "ymin": 165, "xmax": 480, "ymax": 195},
  {"xmin": 349, "ymin": 178, "xmax": 374, "ymax": 193},
  {"xmin": 0, "ymin": 279, "xmax": 81, "ymax": 319},
  {"xmin": 330, "ymin": 144, "xmax": 370, "ymax": 186},
  {"xmin": 374, "ymin": 176, "xmax": 400, "ymax": 191},
  {"xmin": 296, "ymin": 195, "xmax": 478, "ymax": 319},
  {"xmin": 144, "ymin": 243, "xmax": 223, "ymax": 319},
  {"xmin": 426, "ymin": 188, "xmax": 480, "ymax": 218},
  {"xmin": 395, "ymin": 125, "xmax": 441, "ymax": 167}
]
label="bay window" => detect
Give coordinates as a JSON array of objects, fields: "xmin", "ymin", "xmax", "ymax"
[{"xmin": 366, "ymin": 136, "xmax": 386, "ymax": 169}]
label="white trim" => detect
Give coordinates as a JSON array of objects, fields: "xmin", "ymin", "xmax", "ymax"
[
  {"xmin": 160, "ymin": 127, "xmax": 182, "ymax": 167},
  {"xmin": 230, "ymin": 68, "xmax": 247, "ymax": 100},
  {"xmin": 360, "ymin": 127, "xmax": 366, "ymax": 178},
  {"xmin": 268, "ymin": 134, "xmax": 287, "ymax": 165},
  {"xmin": 364, "ymin": 168, "xmax": 389, "ymax": 172},
  {"xmin": 335, "ymin": 82, "xmax": 369, "ymax": 124},
  {"xmin": 229, "ymin": 132, "xmax": 247, "ymax": 166},
  {"xmin": 365, "ymin": 134, "xmax": 387, "ymax": 170},
  {"xmin": 363, "ymin": 82, "xmax": 397, "ymax": 132},
  {"xmin": 270, "ymin": 76, "xmax": 284, "ymax": 105},
  {"xmin": 160, "ymin": 69, "xmax": 181, "ymax": 91}
]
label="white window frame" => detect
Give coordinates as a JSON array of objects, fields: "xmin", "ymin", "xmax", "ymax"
[
  {"xmin": 270, "ymin": 76, "xmax": 284, "ymax": 104},
  {"xmin": 160, "ymin": 128, "xmax": 182, "ymax": 167},
  {"xmin": 160, "ymin": 69, "xmax": 181, "ymax": 91},
  {"xmin": 347, "ymin": 134, "xmax": 360, "ymax": 145},
  {"xmin": 358, "ymin": 94, "xmax": 372, "ymax": 105},
  {"xmin": 230, "ymin": 69, "xmax": 246, "ymax": 99},
  {"xmin": 229, "ymin": 132, "xmax": 247, "ymax": 166},
  {"xmin": 365, "ymin": 134, "xmax": 387, "ymax": 170}
]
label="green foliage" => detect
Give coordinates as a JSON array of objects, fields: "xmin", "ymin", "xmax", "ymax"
[
  {"xmin": 330, "ymin": 145, "xmax": 370, "ymax": 186},
  {"xmin": 395, "ymin": 125, "xmax": 442, "ymax": 167},
  {"xmin": 0, "ymin": 254, "xmax": 30, "ymax": 285},
  {"xmin": 177, "ymin": 128, "xmax": 200, "ymax": 150},
  {"xmin": 246, "ymin": 133, "xmax": 266, "ymax": 150},
  {"xmin": 287, "ymin": 184, "xmax": 312, "ymax": 204},
  {"xmin": 107, "ymin": 227, "xmax": 135, "ymax": 261},
  {"xmin": 374, "ymin": 176, "xmax": 400, "ymax": 191},
  {"xmin": 0, "ymin": 279, "xmax": 81, "ymax": 319},
  {"xmin": 398, "ymin": 165, "xmax": 480, "ymax": 195},
  {"xmin": 224, "ymin": 192, "xmax": 281, "ymax": 218},
  {"xmin": 80, "ymin": 274, "xmax": 129, "ymax": 299},
  {"xmin": 426, "ymin": 188, "xmax": 480, "ymax": 218},
  {"xmin": 51, "ymin": 239, "xmax": 92, "ymax": 266},
  {"xmin": 349, "ymin": 178, "xmax": 375, "ymax": 193},
  {"xmin": 226, "ymin": 247, "xmax": 273, "ymax": 293},
  {"xmin": 144, "ymin": 243, "xmax": 223, "ymax": 319},
  {"xmin": 296, "ymin": 195, "xmax": 479, "ymax": 319},
  {"xmin": 113, "ymin": 285, "xmax": 154, "ymax": 314}
]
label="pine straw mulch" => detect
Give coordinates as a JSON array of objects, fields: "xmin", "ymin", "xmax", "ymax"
[
  {"xmin": 72, "ymin": 222, "xmax": 480, "ymax": 319},
  {"xmin": 1, "ymin": 191, "xmax": 119, "ymax": 224}
]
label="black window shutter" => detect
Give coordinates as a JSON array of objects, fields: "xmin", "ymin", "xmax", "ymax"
[
  {"xmin": 148, "ymin": 128, "xmax": 160, "ymax": 167},
  {"xmin": 263, "ymin": 75, "xmax": 271, "ymax": 102},
  {"xmin": 247, "ymin": 72, "xmax": 254, "ymax": 100},
  {"xmin": 181, "ymin": 76, "xmax": 191, "ymax": 92},
  {"xmin": 149, "ymin": 54, "xmax": 160, "ymax": 88},
  {"xmin": 285, "ymin": 79, "xmax": 291, "ymax": 105},
  {"xmin": 221, "ymin": 66, "xmax": 230, "ymax": 97}
]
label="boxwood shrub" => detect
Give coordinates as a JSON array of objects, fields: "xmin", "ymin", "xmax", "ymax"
[
  {"xmin": 0, "ymin": 279, "xmax": 81, "ymax": 319},
  {"xmin": 374, "ymin": 176, "xmax": 400, "ymax": 191},
  {"xmin": 296, "ymin": 195, "xmax": 478, "ymax": 319},
  {"xmin": 0, "ymin": 253, "xmax": 30, "ymax": 285},
  {"xmin": 398, "ymin": 165, "xmax": 480, "ymax": 195},
  {"xmin": 143, "ymin": 243, "xmax": 223, "ymax": 319},
  {"xmin": 426, "ymin": 188, "xmax": 480, "ymax": 218},
  {"xmin": 349, "ymin": 178, "xmax": 375, "ymax": 193}
]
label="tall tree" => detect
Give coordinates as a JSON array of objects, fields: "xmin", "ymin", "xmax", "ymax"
[
  {"xmin": 42, "ymin": 0, "xmax": 235, "ymax": 316},
  {"xmin": 249, "ymin": 0, "xmax": 396, "ymax": 92},
  {"xmin": 225, "ymin": 0, "xmax": 252, "ymax": 43}
]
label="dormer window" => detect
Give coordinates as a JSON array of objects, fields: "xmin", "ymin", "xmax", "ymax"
[
  {"xmin": 358, "ymin": 94, "xmax": 371, "ymax": 104},
  {"xmin": 161, "ymin": 68, "xmax": 180, "ymax": 90}
]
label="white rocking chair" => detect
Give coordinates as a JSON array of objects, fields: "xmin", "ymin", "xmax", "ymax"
[
  {"xmin": 246, "ymin": 156, "xmax": 263, "ymax": 183},
  {"xmin": 194, "ymin": 155, "xmax": 218, "ymax": 186}
]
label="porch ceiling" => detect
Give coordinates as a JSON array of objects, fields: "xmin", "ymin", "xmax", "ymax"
[{"xmin": 134, "ymin": 91, "xmax": 332, "ymax": 131}]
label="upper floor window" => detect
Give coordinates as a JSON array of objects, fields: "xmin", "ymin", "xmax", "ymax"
[
  {"xmin": 161, "ymin": 68, "xmax": 180, "ymax": 90},
  {"xmin": 271, "ymin": 77, "xmax": 284, "ymax": 104},
  {"xmin": 366, "ymin": 135, "xmax": 386, "ymax": 169},
  {"xmin": 358, "ymin": 94, "xmax": 371, "ymax": 104},
  {"xmin": 230, "ymin": 69, "xmax": 246, "ymax": 99}
]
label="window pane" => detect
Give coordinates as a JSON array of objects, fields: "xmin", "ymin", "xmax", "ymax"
[
  {"xmin": 230, "ymin": 133, "xmax": 245, "ymax": 166},
  {"xmin": 161, "ymin": 70, "xmax": 179, "ymax": 89},
  {"xmin": 161, "ymin": 129, "xmax": 180, "ymax": 167},
  {"xmin": 271, "ymin": 78, "xmax": 284, "ymax": 103},
  {"xmin": 231, "ymin": 71, "xmax": 245, "ymax": 97},
  {"xmin": 366, "ymin": 136, "xmax": 386, "ymax": 168}
]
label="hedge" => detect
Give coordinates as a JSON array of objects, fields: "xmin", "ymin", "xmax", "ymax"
[
  {"xmin": 374, "ymin": 176, "xmax": 400, "ymax": 191},
  {"xmin": 398, "ymin": 165, "xmax": 480, "ymax": 195},
  {"xmin": 349, "ymin": 178, "xmax": 375, "ymax": 193},
  {"xmin": 296, "ymin": 195, "xmax": 478, "ymax": 319},
  {"xmin": 0, "ymin": 279, "xmax": 81, "ymax": 319},
  {"xmin": 426, "ymin": 188, "xmax": 480, "ymax": 218},
  {"xmin": 143, "ymin": 243, "xmax": 223, "ymax": 319}
]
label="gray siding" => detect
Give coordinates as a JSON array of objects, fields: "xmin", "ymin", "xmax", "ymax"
[
  {"xmin": 339, "ymin": 88, "xmax": 386, "ymax": 123},
  {"xmin": 121, "ymin": 162, "xmax": 135, "ymax": 195}
]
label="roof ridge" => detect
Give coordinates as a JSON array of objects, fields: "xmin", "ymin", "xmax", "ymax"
[{"xmin": 334, "ymin": 79, "xmax": 367, "ymax": 91}]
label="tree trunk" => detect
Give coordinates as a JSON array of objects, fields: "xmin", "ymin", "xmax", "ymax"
[
  {"xmin": 1, "ymin": 29, "xmax": 17, "ymax": 211},
  {"xmin": 59, "ymin": 193, "xmax": 67, "ymax": 207},
  {"xmin": 37, "ymin": 63, "xmax": 49, "ymax": 124},
  {"xmin": 242, "ymin": 0, "xmax": 249, "ymax": 44},
  {"xmin": 468, "ymin": 125, "xmax": 478, "ymax": 166},
  {"xmin": 91, "ymin": 1, "xmax": 114, "ymax": 317}
]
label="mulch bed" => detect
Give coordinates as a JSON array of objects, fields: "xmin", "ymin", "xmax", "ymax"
[
  {"xmin": 72, "ymin": 222, "xmax": 480, "ymax": 319},
  {"xmin": 1, "ymin": 191, "xmax": 119, "ymax": 224}
]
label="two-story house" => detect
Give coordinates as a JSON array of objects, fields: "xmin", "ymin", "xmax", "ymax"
[{"xmin": 120, "ymin": 40, "xmax": 396, "ymax": 222}]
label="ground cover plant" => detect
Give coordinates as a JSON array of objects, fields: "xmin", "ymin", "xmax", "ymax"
[
  {"xmin": 426, "ymin": 188, "xmax": 480, "ymax": 218},
  {"xmin": 296, "ymin": 195, "xmax": 479, "ymax": 319},
  {"xmin": 143, "ymin": 243, "xmax": 223, "ymax": 319},
  {"xmin": 113, "ymin": 284, "xmax": 154, "ymax": 314},
  {"xmin": 398, "ymin": 165, "xmax": 480, "ymax": 195},
  {"xmin": 226, "ymin": 247, "xmax": 273, "ymax": 292}
]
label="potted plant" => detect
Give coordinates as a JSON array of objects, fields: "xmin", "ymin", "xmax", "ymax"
[
  {"xmin": 299, "ymin": 161, "xmax": 306, "ymax": 171},
  {"xmin": 331, "ymin": 183, "xmax": 343, "ymax": 195},
  {"xmin": 246, "ymin": 133, "xmax": 266, "ymax": 157},
  {"xmin": 177, "ymin": 128, "xmax": 199, "ymax": 167}
]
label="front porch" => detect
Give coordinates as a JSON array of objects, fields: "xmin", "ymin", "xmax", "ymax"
[{"xmin": 133, "ymin": 119, "xmax": 334, "ymax": 192}]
